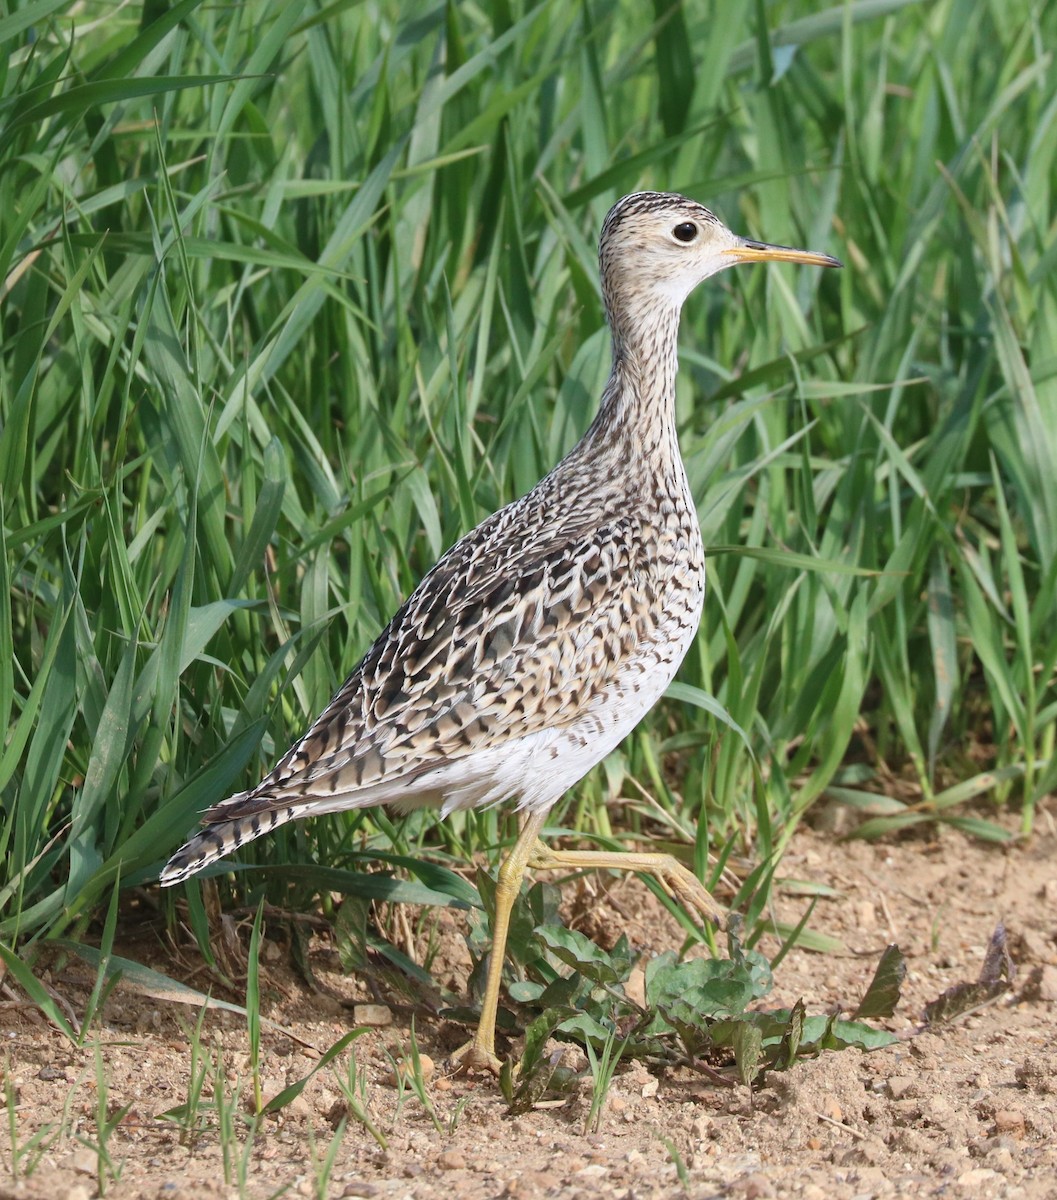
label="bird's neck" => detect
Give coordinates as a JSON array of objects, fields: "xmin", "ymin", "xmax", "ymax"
[{"xmin": 583, "ymin": 304, "xmax": 684, "ymax": 478}]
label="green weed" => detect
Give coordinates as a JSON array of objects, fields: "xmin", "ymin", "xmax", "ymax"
[
  {"xmin": 500, "ymin": 901, "xmax": 903, "ymax": 1113},
  {"xmin": 332, "ymin": 1042, "xmax": 388, "ymax": 1152}
]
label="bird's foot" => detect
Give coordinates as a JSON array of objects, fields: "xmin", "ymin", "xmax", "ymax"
[
  {"xmin": 449, "ymin": 1039, "xmax": 503, "ymax": 1077},
  {"xmin": 527, "ymin": 841, "xmax": 725, "ymax": 929},
  {"xmin": 655, "ymin": 862, "xmax": 725, "ymax": 929}
]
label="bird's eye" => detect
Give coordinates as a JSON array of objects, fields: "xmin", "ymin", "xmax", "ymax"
[{"xmin": 672, "ymin": 222, "xmax": 698, "ymax": 243}]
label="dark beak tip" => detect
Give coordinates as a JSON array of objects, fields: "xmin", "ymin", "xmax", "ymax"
[{"xmin": 741, "ymin": 240, "xmax": 844, "ymax": 269}]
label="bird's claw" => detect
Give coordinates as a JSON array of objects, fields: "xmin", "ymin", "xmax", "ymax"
[
  {"xmin": 655, "ymin": 867, "xmax": 725, "ymax": 929},
  {"xmin": 449, "ymin": 1039, "xmax": 503, "ymax": 1077}
]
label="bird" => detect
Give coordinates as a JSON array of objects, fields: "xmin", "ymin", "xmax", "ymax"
[{"xmin": 160, "ymin": 191, "xmax": 841, "ymax": 1074}]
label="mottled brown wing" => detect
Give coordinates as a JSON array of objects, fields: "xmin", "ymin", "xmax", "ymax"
[{"xmin": 202, "ymin": 493, "xmax": 656, "ymax": 818}]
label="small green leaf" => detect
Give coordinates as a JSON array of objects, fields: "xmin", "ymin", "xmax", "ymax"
[
  {"xmin": 646, "ymin": 953, "xmax": 758, "ymax": 1022},
  {"xmin": 853, "ymin": 945, "xmax": 906, "ymax": 1019},
  {"xmin": 773, "ymin": 998, "xmax": 806, "ymax": 1069},
  {"xmin": 535, "ymin": 925, "xmax": 635, "ymax": 986},
  {"xmin": 506, "ymin": 1007, "xmax": 577, "ymax": 1115},
  {"xmin": 507, "ymin": 980, "xmax": 546, "ymax": 1004},
  {"xmin": 533, "ymin": 976, "xmax": 586, "ymax": 1010},
  {"xmin": 519, "ymin": 1006, "xmax": 575, "ymax": 1076},
  {"xmin": 801, "ymin": 1015, "xmax": 899, "ymax": 1053},
  {"xmin": 556, "ymin": 1011, "xmax": 618, "ymax": 1048},
  {"xmin": 924, "ymin": 923, "xmax": 1013, "ymax": 1027},
  {"xmin": 334, "ymin": 897, "xmax": 371, "ymax": 972},
  {"xmin": 728, "ymin": 927, "xmax": 775, "ymax": 1001},
  {"xmin": 732, "ymin": 1020, "xmax": 763, "ymax": 1087}
]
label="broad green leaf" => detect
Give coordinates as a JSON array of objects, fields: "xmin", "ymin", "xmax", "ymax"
[
  {"xmin": 535, "ymin": 925, "xmax": 635, "ymax": 986},
  {"xmin": 852, "ymin": 945, "xmax": 906, "ymax": 1020}
]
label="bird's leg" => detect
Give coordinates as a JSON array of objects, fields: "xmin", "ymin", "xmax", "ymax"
[
  {"xmin": 526, "ymin": 841, "xmax": 724, "ymax": 927},
  {"xmin": 451, "ymin": 808, "xmax": 550, "ymax": 1075}
]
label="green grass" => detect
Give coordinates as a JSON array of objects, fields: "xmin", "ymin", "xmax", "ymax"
[{"xmin": 1, "ymin": 0, "xmax": 1055, "ymax": 960}]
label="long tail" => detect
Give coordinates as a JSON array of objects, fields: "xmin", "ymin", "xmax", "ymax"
[{"xmin": 159, "ymin": 802, "xmax": 298, "ymax": 887}]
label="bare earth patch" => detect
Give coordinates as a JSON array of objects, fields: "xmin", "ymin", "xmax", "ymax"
[{"xmin": 2, "ymin": 804, "xmax": 1055, "ymax": 1200}]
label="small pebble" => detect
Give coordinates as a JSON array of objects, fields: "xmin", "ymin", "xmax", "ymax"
[
  {"xmin": 957, "ymin": 1168, "xmax": 1000, "ymax": 1188},
  {"xmin": 438, "ymin": 1150, "xmax": 465, "ymax": 1171},
  {"xmin": 855, "ymin": 1138, "xmax": 886, "ymax": 1166},
  {"xmin": 70, "ymin": 1149, "xmax": 97, "ymax": 1176},
  {"xmin": 1036, "ymin": 964, "xmax": 1057, "ymax": 1002},
  {"xmin": 886, "ymin": 1075, "xmax": 917, "ymax": 1101},
  {"xmin": 353, "ymin": 1004, "xmax": 392, "ymax": 1027},
  {"xmin": 738, "ymin": 1172, "xmax": 775, "ymax": 1199},
  {"xmin": 1019, "ymin": 929, "xmax": 1052, "ymax": 961},
  {"xmin": 993, "ymin": 1109, "xmax": 1026, "ymax": 1137},
  {"xmin": 690, "ymin": 1115, "xmax": 713, "ymax": 1140},
  {"xmin": 505, "ymin": 1170, "xmax": 559, "ymax": 1195},
  {"xmin": 385, "ymin": 1054, "xmax": 434, "ymax": 1087},
  {"xmin": 1015, "ymin": 1058, "xmax": 1057, "ymax": 1094}
]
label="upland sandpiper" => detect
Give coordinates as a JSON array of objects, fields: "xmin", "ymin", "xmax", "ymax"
[{"xmin": 161, "ymin": 192, "xmax": 841, "ymax": 1073}]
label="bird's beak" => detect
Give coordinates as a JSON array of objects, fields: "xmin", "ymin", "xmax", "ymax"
[{"xmin": 723, "ymin": 238, "xmax": 843, "ymax": 270}]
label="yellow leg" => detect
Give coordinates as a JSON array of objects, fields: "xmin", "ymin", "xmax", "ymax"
[
  {"xmin": 451, "ymin": 808, "xmax": 550, "ymax": 1074},
  {"xmin": 451, "ymin": 819, "xmax": 723, "ymax": 1074},
  {"xmin": 527, "ymin": 842, "xmax": 724, "ymax": 926}
]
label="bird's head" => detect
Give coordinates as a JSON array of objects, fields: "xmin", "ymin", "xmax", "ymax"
[{"xmin": 598, "ymin": 192, "xmax": 841, "ymax": 330}]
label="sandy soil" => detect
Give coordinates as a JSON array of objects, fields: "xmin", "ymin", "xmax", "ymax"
[{"xmin": 2, "ymin": 801, "xmax": 1055, "ymax": 1200}]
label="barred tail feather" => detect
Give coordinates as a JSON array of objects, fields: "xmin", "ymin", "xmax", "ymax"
[
  {"xmin": 158, "ymin": 776, "xmax": 414, "ymax": 887},
  {"xmin": 159, "ymin": 804, "xmax": 298, "ymax": 887},
  {"xmin": 160, "ymin": 746, "xmax": 472, "ymax": 886}
]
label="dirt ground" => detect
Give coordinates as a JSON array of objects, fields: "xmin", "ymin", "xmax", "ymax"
[{"xmin": 2, "ymin": 800, "xmax": 1055, "ymax": 1200}]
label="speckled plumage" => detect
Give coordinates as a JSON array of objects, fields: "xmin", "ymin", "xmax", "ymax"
[{"xmin": 161, "ymin": 193, "xmax": 839, "ymax": 890}]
